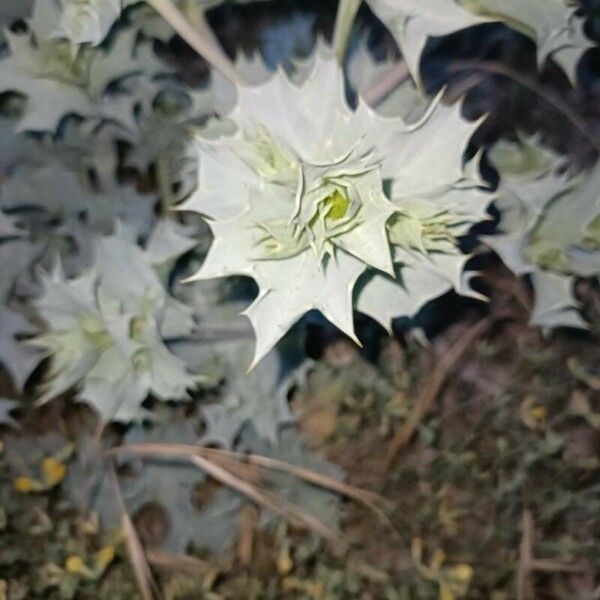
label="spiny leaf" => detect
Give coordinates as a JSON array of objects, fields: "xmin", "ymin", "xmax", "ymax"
[
  {"xmin": 462, "ymin": 0, "xmax": 593, "ymax": 84},
  {"xmin": 484, "ymin": 135, "xmax": 599, "ymax": 329},
  {"xmin": 366, "ymin": 0, "xmax": 490, "ymax": 85},
  {"xmin": 0, "ymin": 1, "xmax": 169, "ymax": 132},
  {"xmin": 52, "ymin": 0, "xmax": 141, "ymax": 46}
]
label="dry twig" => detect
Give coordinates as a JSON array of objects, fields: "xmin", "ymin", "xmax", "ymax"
[
  {"xmin": 146, "ymin": 0, "xmax": 244, "ymax": 84},
  {"xmin": 145, "ymin": 549, "xmax": 212, "ymax": 575},
  {"xmin": 108, "ymin": 463, "xmax": 160, "ymax": 600},
  {"xmin": 108, "ymin": 443, "xmax": 392, "ymax": 526},
  {"xmin": 363, "ymin": 61, "xmax": 411, "ymax": 107},
  {"xmin": 517, "ymin": 509, "xmax": 586, "ymax": 600},
  {"xmin": 383, "ymin": 317, "xmax": 494, "ymax": 475}
]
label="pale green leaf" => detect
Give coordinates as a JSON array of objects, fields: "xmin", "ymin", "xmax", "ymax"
[
  {"xmin": 32, "ymin": 232, "xmax": 198, "ymax": 421},
  {"xmin": 462, "ymin": 0, "xmax": 593, "ymax": 83},
  {"xmin": 366, "ymin": 0, "xmax": 490, "ymax": 84},
  {"xmin": 484, "ymin": 136, "xmax": 599, "ymax": 329}
]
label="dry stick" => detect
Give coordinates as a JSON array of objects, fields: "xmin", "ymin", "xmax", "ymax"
[
  {"xmin": 108, "ymin": 442, "xmax": 393, "ymax": 525},
  {"xmin": 156, "ymin": 156, "xmax": 174, "ymax": 216},
  {"xmin": 383, "ymin": 317, "xmax": 494, "ymax": 475},
  {"xmin": 146, "ymin": 0, "xmax": 244, "ymax": 85},
  {"xmin": 332, "ymin": 0, "xmax": 362, "ymax": 63},
  {"xmin": 517, "ymin": 510, "xmax": 586, "ymax": 600},
  {"xmin": 145, "ymin": 549, "xmax": 212, "ymax": 575},
  {"xmin": 188, "ymin": 453, "xmax": 339, "ymax": 541},
  {"xmin": 517, "ymin": 509, "xmax": 534, "ymax": 600},
  {"xmin": 362, "ymin": 60, "xmax": 411, "ymax": 107},
  {"xmin": 443, "ymin": 72, "xmax": 485, "ymax": 105},
  {"xmin": 202, "ymin": 446, "xmax": 394, "ymax": 521},
  {"xmin": 108, "ymin": 463, "xmax": 160, "ymax": 600},
  {"xmin": 204, "ymin": 450, "xmax": 398, "ymax": 536},
  {"xmin": 237, "ymin": 504, "xmax": 259, "ymax": 567},
  {"xmin": 448, "ymin": 60, "xmax": 600, "ymax": 154},
  {"xmin": 106, "ymin": 444, "xmax": 339, "ymax": 541}
]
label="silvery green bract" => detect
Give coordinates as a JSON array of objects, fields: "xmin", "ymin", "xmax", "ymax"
[
  {"xmin": 461, "ymin": 0, "xmax": 592, "ymax": 84},
  {"xmin": 347, "ymin": 43, "xmax": 492, "ymax": 331},
  {"xmin": 347, "ymin": 39, "xmax": 429, "ymax": 121},
  {"xmin": 0, "ymin": 0, "xmax": 167, "ymax": 132},
  {"xmin": 122, "ymin": 53, "xmax": 272, "ymax": 203},
  {"xmin": 53, "ymin": 0, "xmax": 140, "ymax": 46},
  {"xmin": 0, "ymin": 307, "xmax": 40, "ymax": 391},
  {"xmin": 365, "ymin": 0, "xmax": 490, "ymax": 84},
  {"xmin": 183, "ymin": 53, "xmax": 491, "ymax": 366},
  {"xmin": 51, "ymin": 0, "xmax": 239, "ymax": 47},
  {"xmin": 32, "ymin": 230, "xmax": 198, "ymax": 421},
  {"xmin": 368, "ymin": 0, "xmax": 591, "ymax": 86},
  {"xmin": 104, "ymin": 423, "xmax": 342, "ymax": 554},
  {"xmin": 484, "ymin": 136, "xmax": 600, "ymax": 328}
]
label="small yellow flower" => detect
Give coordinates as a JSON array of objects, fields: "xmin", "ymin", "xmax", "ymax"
[
  {"xmin": 41, "ymin": 457, "xmax": 67, "ymax": 487},
  {"xmin": 520, "ymin": 396, "xmax": 548, "ymax": 430},
  {"xmin": 65, "ymin": 556, "xmax": 94, "ymax": 578},
  {"xmin": 277, "ymin": 543, "xmax": 293, "ymax": 576},
  {"xmin": 93, "ymin": 546, "xmax": 115, "ymax": 573},
  {"xmin": 448, "ymin": 564, "xmax": 474, "ymax": 583},
  {"xmin": 430, "ymin": 548, "xmax": 446, "ymax": 571},
  {"xmin": 439, "ymin": 564, "xmax": 474, "ymax": 600},
  {"xmin": 13, "ymin": 455, "xmax": 67, "ymax": 494},
  {"xmin": 14, "ymin": 476, "xmax": 43, "ymax": 493},
  {"xmin": 65, "ymin": 546, "xmax": 115, "ymax": 581}
]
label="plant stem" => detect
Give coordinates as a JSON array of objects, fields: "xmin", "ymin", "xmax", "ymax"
[
  {"xmin": 362, "ymin": 60, "xmax": 410, "ymax": 106},
  {"xmin": 108, "ymin": 463, "xmax": 159, "ymax": 600},
  {"xmin": 449, "ymin": 59, "xmax": 600, "ymax": 153},
  {"xmin": 332, "ymin": 0, "xmax": 362, "ymax": 63},
  {"xmin": 146, "ymin": 0, "xmax": 244, "ymax": 84},
  {"xmin": 156, "ymin": 156, "xmax": 174, "ymax": 215},
  {"xmin": 383, "ymin": 317, "xmax": 495, "ymax": 475}
]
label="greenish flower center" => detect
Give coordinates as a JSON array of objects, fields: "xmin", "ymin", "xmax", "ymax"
[
  {"xmin": 238, "ymin": 125, "xmax": 299, "ymax": 185},
  {"xmin": 38, "ymin": 40, "xmax": 89, "ymax": 87},
  {"xmin": 254, "ymin": 188, "xmax": 356, "ymax": 261},
  {"xmin": 322, "ymin": 189, "xmax": 350, "ymax": 221},
  {"xmin": 387, "ymin": 210, "xmax": 458, "ymax": 253},
  {"xmin": 129, "ymin": 316, "xmax": 148, "ymax": 341},
  {"xmin": 132, "ymin": 349, "xmax": 150, "ymax": 374},
  {"xmin": 583, "ymin": 216, "xmax": 600, "ymax": 250},
  {"xmin": 78, "ymin": 312, "xmax": 113, "ymax": 351},
  {"xmin": 525, "ymin": 240, "xmax": 569, "ymax": 272}
]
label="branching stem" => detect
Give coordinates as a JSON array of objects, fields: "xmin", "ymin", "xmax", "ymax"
[
  {"xmin": 146, "ymin": 0, "xmax": 245, "ymax": 84},
  {"xmin": 156, "ymin": 156, "xmax": 174, "ymax": 215},
  {"xmin": 363, "ymin": 60, "xmax": 411, "ymax": 106},
  {"xmin": 332, "ymin": 0, "xmax": 362, "ymax": 63}
]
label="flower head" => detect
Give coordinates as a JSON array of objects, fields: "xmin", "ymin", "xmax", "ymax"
[
  {"xmin": 33, "ymin": 231, "xmax": 197, "ymax": 421},
  {"xmin": 184, "ymin": 52, "xmax": 490, "ymax": 365}
]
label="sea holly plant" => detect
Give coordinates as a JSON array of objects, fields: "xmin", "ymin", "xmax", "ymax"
[
  {"xmin": 461, "ymin": 0, "xmax": 592, "ymax": 84},
  {"xmin": 363, "ymin": 0, "xmax": 490, "ymax": 85},
  {"xmin": 31, "ymin": 231, "xmax": 198, "ymax": 421},
  {"xmin": 182, "ymin": 51, "xmax": 491, "ymax": 366},
  {"xmin": 0, "ymin": 0, "xmax": 599, "ymax": 582},
  {"xmin": 0, "ymin": 0, "xmax": 168, "ymax": 132},
  {"xmin": 50, "ymin": 0, "xmax": 140, "ymax": 46},
  {"xmin": 358, "ymin": 0, "xmax": 591, "ymax": 85},
  {"xmin": 485, "ymin": 137, "xmax": 600, "ymax": 329}
]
